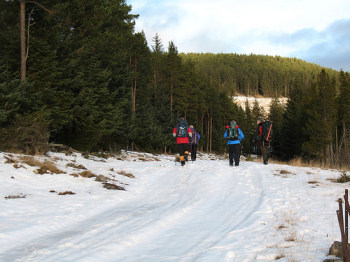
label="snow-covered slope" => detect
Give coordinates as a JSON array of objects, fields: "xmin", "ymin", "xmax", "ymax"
[
  {"xmin": 0, "ymin": 151, "xmax": 346, "ymax": 261},
  {"xmin": 233, "ymin": 96, "xmax": 288, "ymax": 113}
]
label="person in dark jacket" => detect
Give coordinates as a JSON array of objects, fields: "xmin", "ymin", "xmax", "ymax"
[
  {"xmin": 173, "ymin": 118, "xmax": 192, "ymax": 166},
  {"xmin": 256, "ymin": 118, "xmax": 269, "ymax": 165},
  {"xmin": 224, "ymin": 120, "xmax": 245, "ymax": 166},
  {"xmin": 189, "ymin": 125, "xmax": 200, "ymax": 161}
]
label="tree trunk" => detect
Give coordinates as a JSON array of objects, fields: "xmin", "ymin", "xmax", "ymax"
[
  {"xmin": 130, "ymin": 57, "xmax": 137, "ymax": 114},
  {"xmin": 170, "ymin": 73, "xmax": 173, "ymax": 113},
  {"xmin": 154, "ymin": 68, "xmax": 158, "ymax": 98},
  {"xmin": 201, "ymin": 113, "xmax": 204, "ymax": 152},
  {"xmin": 132, "ymin": 78, "xmax": 137, "ymax": 113},
  {"xmin": 206, "ymin": 111, "xmax": 210, "ymax": 153},
  {"xmin": 210, "ymin": 116, "xmax": 213, "ymax": 153},
  {"xmin": 20, "ymin": 0, "xmax": 26, "ymax": 82}
]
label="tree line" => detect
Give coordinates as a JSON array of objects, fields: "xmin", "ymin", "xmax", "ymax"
[{"xmin": 0, "ymin": 0, "xmax": 349, "ymax": 168}]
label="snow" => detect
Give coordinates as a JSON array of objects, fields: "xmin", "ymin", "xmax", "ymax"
[
  {"xmin": 232, "ymin": 96, "xmax": 288, "ymax": 113},
  {"xmin": 0, "ymin": 150, "xmax": 347, "ymax": 261}
]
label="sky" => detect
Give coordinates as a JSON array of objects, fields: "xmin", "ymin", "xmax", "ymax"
[
  {"xmin": 127, "ymin": 0, "xmax": 350, "ymax": 72},
  {"xmin": 0, "ymin": 150, "xmax": 347, "ymax": 261}
]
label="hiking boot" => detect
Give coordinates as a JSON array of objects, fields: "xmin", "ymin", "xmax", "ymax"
[
  {"xmin": 181, "ymin": 161, "xmax": 185, "ymax": 166},
  {"xmin": 263, "ymin": 160, "xmax": 268, "ymax": 165},
  {"xmin": 229, "ymin": 162, "xmax": 233, "ymax": 166}
]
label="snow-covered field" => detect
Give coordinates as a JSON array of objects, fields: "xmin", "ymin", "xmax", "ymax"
[
  {"xmin": 233, "ymin": 96, "xmax": 288, "ymax": 113},
  {"xmin": 0, "ymin": 150, "xmax": 347, "ymax": 261}
]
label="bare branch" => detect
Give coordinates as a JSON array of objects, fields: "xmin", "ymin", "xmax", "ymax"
[
  {"xmin": 25, "ymin": 8, "xmax": 36, "ymax": 61},
  {"xmin": 26, "ymin": 1, "xmax": 53, "ymax": 14}
]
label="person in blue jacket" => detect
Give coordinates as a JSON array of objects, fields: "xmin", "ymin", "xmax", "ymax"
[{"xmin": 224, "ymin": 120, "xmax": 245, "ymax": 166}]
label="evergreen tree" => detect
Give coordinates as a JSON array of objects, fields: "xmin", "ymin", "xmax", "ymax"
[
  {"xmin": 302, "ymin": 70, "xmax": 337, "ymax": 161},
  {"xmin": 268, "ymin": 98, "xmax": 285, "ymax": 157},
  {"xmin": 280, "ymin": 84, "xmax": 308, "ymax": 160}
]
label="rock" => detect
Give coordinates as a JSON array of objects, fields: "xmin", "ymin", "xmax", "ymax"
[{"xmin": 327, "ymin": 240, "xmax": 350, "ymax": 260}]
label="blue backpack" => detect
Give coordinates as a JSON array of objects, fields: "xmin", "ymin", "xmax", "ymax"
[{"xmin": 176, "ymin": 120, "xmax": 188, "ymax": 138}]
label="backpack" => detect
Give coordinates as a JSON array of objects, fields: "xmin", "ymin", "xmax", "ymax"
[
  {"xmin": 228, "ymin": 122, "xmax": 239, "ymax": 140},
  {"xmin": 176, "ymin": 120, "xmax": 188, "ymax": 138},
  {"xmin": 261, "ymin": 121, "xmax": 273, "ymax": 142},
  {"xmin": 191, "ymin": 129, "xmax": 198, "ymax": 144}
]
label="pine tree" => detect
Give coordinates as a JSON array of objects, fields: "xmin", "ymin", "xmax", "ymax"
[
  {"xmin": 280, "ymin": 84, "xmax": 308, "ymax": 160},
  {"xmin": 302, "ymin": 70, "xmax": 337, "ymax": 161},
  {"xmin": 268, "ymin": 98, "xmax": 286, "ymax": 157}
]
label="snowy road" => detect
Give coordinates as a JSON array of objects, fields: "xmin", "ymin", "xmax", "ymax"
[{"xmin": 0, "ymin": 152, "xmax": 343, "ymax": 261}]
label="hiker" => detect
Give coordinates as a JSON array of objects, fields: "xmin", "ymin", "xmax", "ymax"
[
  {"xmin": 189, "ymin": 125, "xmax": 200, "ymax": 161},
  {"xmin": 256, "ymin": 118, "xmax": 272, "ymax": 165},
  {"xmin": 224, "ymin": 120, "xmax": 245, "ymax": 166},
  {"xmin": 173, "ymin": 118, "xmax": 192, "ymax": 166}
]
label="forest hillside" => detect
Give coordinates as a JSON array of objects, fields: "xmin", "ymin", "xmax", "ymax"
[{"xmin": 181, "ymin": 53, "xmax": 339, "ymax": 97}]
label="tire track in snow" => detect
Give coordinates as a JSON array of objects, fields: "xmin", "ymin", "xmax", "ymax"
[
  {"xmin": 2, "ymin": 159, "xmax": 267, "ymax": 262},
  {"xmin": 176, "ymin": 162, "xmax": 266, "ymax": 262},
  {"xmin": 2, "ymin": 161, "xmax": 209, "ymax": 261}
]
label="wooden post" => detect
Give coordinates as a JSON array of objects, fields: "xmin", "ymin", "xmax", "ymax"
[
  {"xmin": 337, "ymin": 197, "xmax": 350, "ymax": 261},
  {"xmin": 345, "ymin": 189, "xmax": 349, "ymax": 241}
]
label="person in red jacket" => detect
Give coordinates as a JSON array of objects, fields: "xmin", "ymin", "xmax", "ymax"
[{"xmin": 173, "ymin": 118, "xmax": 192, "ymax": 166}]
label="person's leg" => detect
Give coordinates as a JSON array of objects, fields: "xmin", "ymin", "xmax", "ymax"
[
  {"xmin": 191, "ymin": 144, "xmax": 197, "ymax": 161},
  {"xmin": 177, "ymin": 144, "xmax": 186, "ymax": 165},
  {"xmin": 228, "ymin": 144, "xmax": 234, "ymax": 166},
  {"xmin": 233, "ymin": 144, "xmax": 241, "ymax": 166},
  {"xmin": 184, "ymin": 144, "xmax": 189, "ymax": 162},
  {"xmin": 261, "ymin": 144, "xmax": 268, "ymax": 164}
]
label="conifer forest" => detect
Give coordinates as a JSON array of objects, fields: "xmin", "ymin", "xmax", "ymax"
[{"xmin": 1, "ymin": 0, "xmax": 349, "ymax": 168}]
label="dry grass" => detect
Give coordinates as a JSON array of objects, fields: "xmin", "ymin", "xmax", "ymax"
[
  {"xmin": 275, "ymin": 254, "xmax": 285, "ymax": 260},
  {"xmin": 287, "ymin": 157, "xmax": 350, "ymax": 171},
  {"xmin": 79, "ymin": 170, "xmax": 96, "ymax": 178},
  {"xmin": 20, "ymin": 156, "xmax": 64, "ymax": 174},
  {"xmin": 280, "ymin": 170, "xmax": 294, "ymax": 175},
  {"xmin": 274, "ymin": 169, "xmax": 296, "ymax": 178},
  {"xmin": 117, "ymin": 170, "xmax": 135, "ymax": 178},
  {"xmin": 4, "ymin": 156, "xmax": 17, "ymax": 164},
  {"xmin": 66, "ymin": 163, "xmax": 87, "ymax": 170},
  {"xmin": 103, "ymin": 182, "xmax": 125, "ymax": 190},
  {"xmin": 331, "ymin": 171, "xmax": 350, "ymax": 183},
  {"xmin": 277, "ymin": 224, "xmax": 287, "ymax": 230},
  {"xmin": 5, "ymin": 194, "xmax": 26, "ymax": 199},
  {"xmin": 58, "ymin": 191, "xmax": 75, "ymax": 195},
  {"xmin": 284, "ymin": 234, "xmax": 296, "ymax": 242}
]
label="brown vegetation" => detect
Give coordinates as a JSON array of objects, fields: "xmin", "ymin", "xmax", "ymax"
[
  {"xmin": 117, "ymin": 170, "xmax": 135, "ymax": 178},
  {"xmin": 20, "ymin": 156, "xmax": 64, "ymax": 174},
  {"xmin": 66, "ymin": 163, "xmax": 87, "ymax": 170}
]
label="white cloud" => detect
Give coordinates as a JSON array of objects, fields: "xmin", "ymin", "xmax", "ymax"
[{"xmin": 128, "ymin": 0, "xmax": 350, "ymax": 70}]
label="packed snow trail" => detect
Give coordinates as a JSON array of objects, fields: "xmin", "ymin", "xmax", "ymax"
[{"xmin": 0, "ymin": 153, "xmax": 342, "ymax": 261}]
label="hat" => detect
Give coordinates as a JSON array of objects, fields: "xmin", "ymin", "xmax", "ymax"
[{"xmin": 189, "ymin": 125, "xmax": 194, "ymax": 128}]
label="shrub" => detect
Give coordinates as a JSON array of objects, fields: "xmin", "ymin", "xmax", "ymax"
[{"xmin": 0, "ymin": 115, "xmax": 50, "ymax": 155}]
